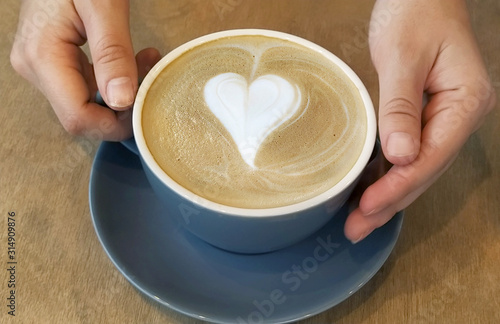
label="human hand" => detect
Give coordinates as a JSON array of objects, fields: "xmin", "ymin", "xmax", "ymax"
[
  {"xmin": 344, "ymin": 0, "xmax": 496, "ymax": 243},
  {"xmin": 10, "ymin": 0, "xmax": 161, "ymax": 140}
]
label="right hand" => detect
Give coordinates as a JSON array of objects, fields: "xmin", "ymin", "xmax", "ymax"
[
  {"xmin": 344, "ymin": 0, "xmax": 496, "ymax": 243},
  {"xmin": 10, "ymin": 0, "xmax": 161, "ymax": 141}
]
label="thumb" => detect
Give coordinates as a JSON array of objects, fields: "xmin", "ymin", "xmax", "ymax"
[
  {"xmin": 76, "ymin": 0, "xmax": 137, "ymax": 110},
  {"xmin": 376, "ymin": 57, "xmax": 426, "ymax": 165}
]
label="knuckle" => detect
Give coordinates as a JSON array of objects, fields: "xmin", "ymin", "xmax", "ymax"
[
  {"xmin": 10, "ymin": 39, "xmax": 36, "ymax": 76},
  {"xmin": 460, "ymin": 80, "xmax": 497, "ymax": 117},
  {"xmin": 10, "ymin": 37, "xmax": 48, "ymax": 76},
  {"xmin": 421, "ymin": 136, "xmax": 440, "ymax": 155},
  {"xmin": 386, "ymin": 169, "xmax": 413, "ymax": 194},
  {"xmin": 9, "ymin": 47, "xmax": 26, "ymax": 74},
  {"xmin": 487, "ymin": 90, "xmax": 497, "ymax": 113},
  {"xmin": 382, "ymin": 97, "xmax": 421, "ymax": 122},
  {"xmin": 60, "ymin": 112, "xmax": 85, "ymax": 136},
  {"xmin": 93, "ymin": 35, "xmax": 131, "ymax": 66},
  {"xmin": 481, "ymin": 82, "xmax": 497, "ymax": 115}
]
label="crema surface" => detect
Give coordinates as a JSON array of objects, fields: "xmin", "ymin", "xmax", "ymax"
[{"xmin": 142, "ymin": 35, "xmax": 367, "ymax": 208}]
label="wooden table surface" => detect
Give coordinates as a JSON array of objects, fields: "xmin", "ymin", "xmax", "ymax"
[{"xmin": 1, "ymin": 1, "xmax": 499, "ymax": 323}]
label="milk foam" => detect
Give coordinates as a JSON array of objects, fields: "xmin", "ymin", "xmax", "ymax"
[
  {"xmin": 204, "ymin": 73, "xmax": 301, "ymax": 168},
  {"xmin": 142, "ymin": 35, "xmax": 367, "ymax": 208}
]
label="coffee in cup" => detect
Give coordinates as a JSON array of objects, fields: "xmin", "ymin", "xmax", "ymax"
[{"xmin": 141, "ymin": 34, "xmax": 367, "ymax": 209}]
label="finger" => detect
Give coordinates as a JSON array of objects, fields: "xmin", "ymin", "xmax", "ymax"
[
  {"xmin": 344, "ymin": 208, "xmax": 391, "ymax": 244},
  {"xmin": 75, "ymin": 0, "xmax": 137, "ymax": 110},
  {"xmin": 344, "ymin": 101, "xmax": 467, "ymax": 243},
  {"xmin": 135, "ymin": 47, "xmax": 162, "ymax": 80},
  {"xmin": 36, "ymin": 44, "xmax": 132, "ymax": 140},
  {"xmin": 94, "ymin": 48, "xmax": 162, "ymax": 107},
  {"xmin": 344, "ymin": 158, "xmax": 454, "ymax": 244},
  {"xmin": 374, "ymin": 47, "xmax": 432, "ymax": 166}
]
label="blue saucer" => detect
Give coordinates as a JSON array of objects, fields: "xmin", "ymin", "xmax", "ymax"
[{"xmin": 89, "ymin": 141, "xmax": 403, "ymax": 324}]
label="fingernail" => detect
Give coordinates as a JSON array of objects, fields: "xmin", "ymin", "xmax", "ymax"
[
  {"xmin": 106, "ymin": 77, "xmax": 134, "ymax": 108},
  {"xmin": 387, "ymin": 132, "xmax": 415, "ymax": 158},
  {"xmin": 350, "ymin": 229, "xmax": 373, "ymax": 244}
]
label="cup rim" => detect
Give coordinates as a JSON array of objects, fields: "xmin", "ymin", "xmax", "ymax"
[{"xmin": 133, "ymin": 28, "xmax": 376, "ymax": 217}]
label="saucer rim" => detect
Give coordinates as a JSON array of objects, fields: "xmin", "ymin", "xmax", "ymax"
[{"xmin": 89, "ymin": 141, "xmax": 403, "ymax": 324}]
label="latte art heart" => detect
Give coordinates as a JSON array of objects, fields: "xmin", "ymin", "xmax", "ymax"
[{"xmin": 204, "ymin": 73, "xmax": 301, "ymax": 168}]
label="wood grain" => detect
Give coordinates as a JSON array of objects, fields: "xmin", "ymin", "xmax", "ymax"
[{"xmin": 1, "ymin": 1, "xmax": 499, "ymax": 323}]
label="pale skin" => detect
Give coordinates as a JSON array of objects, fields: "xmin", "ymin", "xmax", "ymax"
[
  {"xmin": 10, "ymin": 0, "xmax": 162, "ymax": 140},
  {"xmin": 11, "ymin": 0, "xmax": 496, "ymax": 243},
  {"xmin": 345, "ymin": 0, "xmax": 495, "ymax": 242}
]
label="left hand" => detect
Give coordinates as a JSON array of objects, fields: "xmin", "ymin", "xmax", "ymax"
[
  {"xmin": 344, "ymin": 0, "xmax": 496, "ymax": 243},
  {"xmin": 10, "ymin": 0, "xmax": 161, "ymax": 140}
]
